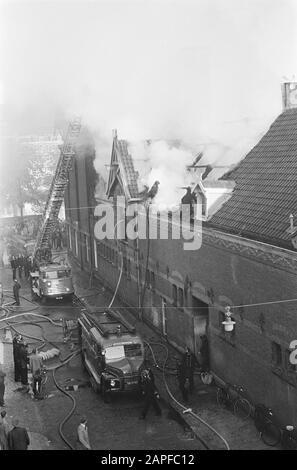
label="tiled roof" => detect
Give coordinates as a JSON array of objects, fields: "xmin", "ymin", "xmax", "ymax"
[
  {"xmin": 208, "ymin": 108, "xmax": 297, "ymax": 248},
  {"xmin": 117, "ymin": 140, "xmax": 139, "ymax": 199}
]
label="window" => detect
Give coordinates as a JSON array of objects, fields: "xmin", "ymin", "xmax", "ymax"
[
  {"xmin": 272, "ymin": 342, "xmax": 282, "ymax": 367},
  {"xmin": 94, "ymin": 240, "xmax": 98, "ymax": 269},
  {"xmin": 178, "ymin": 287, "xmax": 184, "ymax": 308},
  {"xmin": 84, "ymin": 234, "xmax": 89, "ymax": 263},
  {"xmin": 74, "ymin": 230, "xmax": 78, "ymax": 256},
  {"xmin": 68, "ymin": 226, "xmax": 72, "ymax": 250},
  {"xmin": 172, "ymin": 284, "xmax": 177, "ymax": 306}
]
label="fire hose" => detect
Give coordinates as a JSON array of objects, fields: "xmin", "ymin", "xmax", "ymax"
[{"xmin": 144, "ymin": 340, "xmax": 230, "ymax": 450}]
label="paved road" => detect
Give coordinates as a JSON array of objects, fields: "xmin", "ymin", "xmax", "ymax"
[{"xmin": 0, "ymin": 266, "xmax": 203, "ymax": 451}]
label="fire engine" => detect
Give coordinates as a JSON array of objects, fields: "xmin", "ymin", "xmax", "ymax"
[
  {"xmin": 78, "ymin": 307, "xmax": 145, "ymax": 402},
  {"xmin": 30, "ymin": 260, "xmax": 74, "ymax": 303},
  {"xmin": 29, "ymin": 117, "xmax": 81, "ymax": 303}
]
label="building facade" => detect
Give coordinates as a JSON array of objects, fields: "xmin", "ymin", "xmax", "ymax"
[{"xmin": 65, "ymin": 103, "xmax": 297, "ymax": 425}]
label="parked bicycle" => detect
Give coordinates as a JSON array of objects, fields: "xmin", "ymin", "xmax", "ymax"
[
  {"xmin": 216, "ymin": 382, "xmax": 252, "ymax": 419},
  {"xmin": 254, "ymin": 404, "xmax": 297, "ymax": 448}
]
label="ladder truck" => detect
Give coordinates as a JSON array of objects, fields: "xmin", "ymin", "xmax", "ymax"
[{"xmin": 29, "ymin": 117, "xmax": 82, "ymax": 303}]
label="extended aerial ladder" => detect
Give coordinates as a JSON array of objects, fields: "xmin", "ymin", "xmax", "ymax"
[{"xmin": 33, "ymin": 117, "xmax": 82, "ymax": 263}]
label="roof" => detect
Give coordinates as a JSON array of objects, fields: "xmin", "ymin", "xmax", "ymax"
[
  {"xmin": 208, "ymin": 108, "xmax": 297, "ymax": 248},
  {"xmin": 117, "ymin": 140, "xmax": 139, "ymax": 198},
  {"xmin": 106, "ymin": 138, "xmax": 139, "ymax": 200}
]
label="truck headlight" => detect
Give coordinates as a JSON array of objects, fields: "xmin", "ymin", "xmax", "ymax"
[
  {"xmin": 110, "ymin": 379, "xmax": 116, "ymax": 387},
  {"xmin": 47, "ymin": 281, "xmax": 51, "ymax": 287}
]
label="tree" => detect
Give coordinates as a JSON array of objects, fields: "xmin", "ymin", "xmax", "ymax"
[{"xmin": 0, "ymin": 135, "xmax": 61, "ymax": 217}]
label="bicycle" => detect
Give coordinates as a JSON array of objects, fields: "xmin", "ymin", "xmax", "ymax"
[
  {"xmin": 253, "ymin": 404, "xmax": 281, "ymax": 447},
  {"xmin": 216, "ymin": 382, "xmax": 252, "ymax": 419}
]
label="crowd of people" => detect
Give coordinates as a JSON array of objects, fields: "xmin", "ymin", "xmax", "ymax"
[{"xmin": 10, "ymin": 254, "xmax": 33, "ymax": 281}]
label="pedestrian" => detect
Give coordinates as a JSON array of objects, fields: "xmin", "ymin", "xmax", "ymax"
[
  {"xmin": 29, "ymin": 349, "xmax": 43, "ymax": 397},
  {"xmin": 19, "ymin": 342, "xmax": 29, "ymax": 389},
  {"xmin": 181, "ymin": 347, "xmax": 197, "ymax": 392},
  {"xmin": 76, "ymin": 417, "xmax": 91, "ymax": 450},
  {"xmin": 0, "ymin": 365, "xmax": 5, "ymax": 407},
  {"xmin": 0, "ymin": 411, "xmax": 10, "ymax": 450},
  {"xmin": 13, "ymin": 279, "xmax": 21, "ymax": 306},
  {"xmin": 12, "ymin": 335, "xmax": 22, "ymax": 382},
  {"xmin": 140, "ymin": 369, "xmax": 161, "ymax": 419},
  {"xmin": 8, "ymin": 418, "xmax": 30, "ymax": 450}
]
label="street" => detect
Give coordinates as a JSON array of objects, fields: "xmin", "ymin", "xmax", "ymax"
[{"xmin": 0, "ymin": 265, "xmax": 203, "ymax": 451}]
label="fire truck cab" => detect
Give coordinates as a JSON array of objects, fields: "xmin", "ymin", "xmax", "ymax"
[
  {"xmin": 30, "ymin": 262, "xmax": 74, "ymax": 303},
  {"xmin": 78, "ymin": 308, "xmax": 145, "ymax": 402}
]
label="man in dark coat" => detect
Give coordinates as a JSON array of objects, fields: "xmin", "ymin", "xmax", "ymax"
[
  {"xmin": 13, "ymin": 335, "xmax": 22, "ymax": 382},
  {"xmin": 8, "ymin": 418, "xmax": 30, "ymax": 450},
  {"xmin": 181, "ymin": 347, "xmax": 198, "ymax": 392},
  {"xmin": 0, "ymin": 365, "xmax": 6, "ymax": 407},
  {"xmin": 19, "ymin": 342, "xmax": 29, "ymax": 387},
  {"xmin": 140, "ymin": 369, "xmax": 161, "ymax": 419},
  {"xmin": 13, "ymin": 279, "xmax": 21, "ymax": 306},
  {"xmin": 17, "ymin": 255, "xmax": 23, "ymax": 279}
]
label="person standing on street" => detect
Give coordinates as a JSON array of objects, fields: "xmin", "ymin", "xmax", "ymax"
[
  {"xmin": 8, "ymin": 418, "xmax": 30, "ymax": 450},
  {"xmin": 29, "ymin": 349, "xmax": 43, "ymax": 397},
  {"xmin": 13, "ymin": 335, "xmax": 22, "ymax": 382},
  {"xmin": 76, "ymin": 417, "xmax": 91, "ymax": 450},
  {"xmin": 0, "ymin": 365, "xmax": 6, "ymax": 407},
  {"xmin": 19, "ymin": 342, "xmax": 29, "ymax": 389},
  {"xmin": 13, "ymin": 279, "xmax": 21, "ymax": 306},
  {"xmin": 140, "ymin": 369, "xmax": 161, "ymax": 419},
  {"xmin": 17, "ymin": 255, "xmax": 22, "ymax": 280}
]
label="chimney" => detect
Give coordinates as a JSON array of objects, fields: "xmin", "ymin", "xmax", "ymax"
[
  {"xmin": 112, "ymin": 129, "xmax": 118, "ymax": 139},
  {"xmin": 281, "ymin": 82, "xmax": 297, "ymax": 111}
]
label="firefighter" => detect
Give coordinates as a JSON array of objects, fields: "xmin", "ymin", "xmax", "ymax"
[
  {"xmin": 13, "ymin": 279, "xmax": 21, "ymax": 306},
  {"xmin": 13, "ymin": 335, "xmax": 22, "ymax": 382},
  {"xmin": 181, "ymin": 347, "xmax": 197, "ymax": 392},
  {"xmin": 140, "ymin": 369, "xmax": 161, "ymax": 419}
]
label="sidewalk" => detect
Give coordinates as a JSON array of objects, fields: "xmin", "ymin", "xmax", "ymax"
[
  {"xmin": 0, "ymin": 266, "xmax": 59, "ymax": 450},
  {"xmin": 71, "ymin": 261, "xmax": 276, "ymax": 450}
]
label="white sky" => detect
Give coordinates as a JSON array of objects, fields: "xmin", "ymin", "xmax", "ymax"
[{"xmin": 1, "ymin": 0, "xmax": 297, "ymax": 151}]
